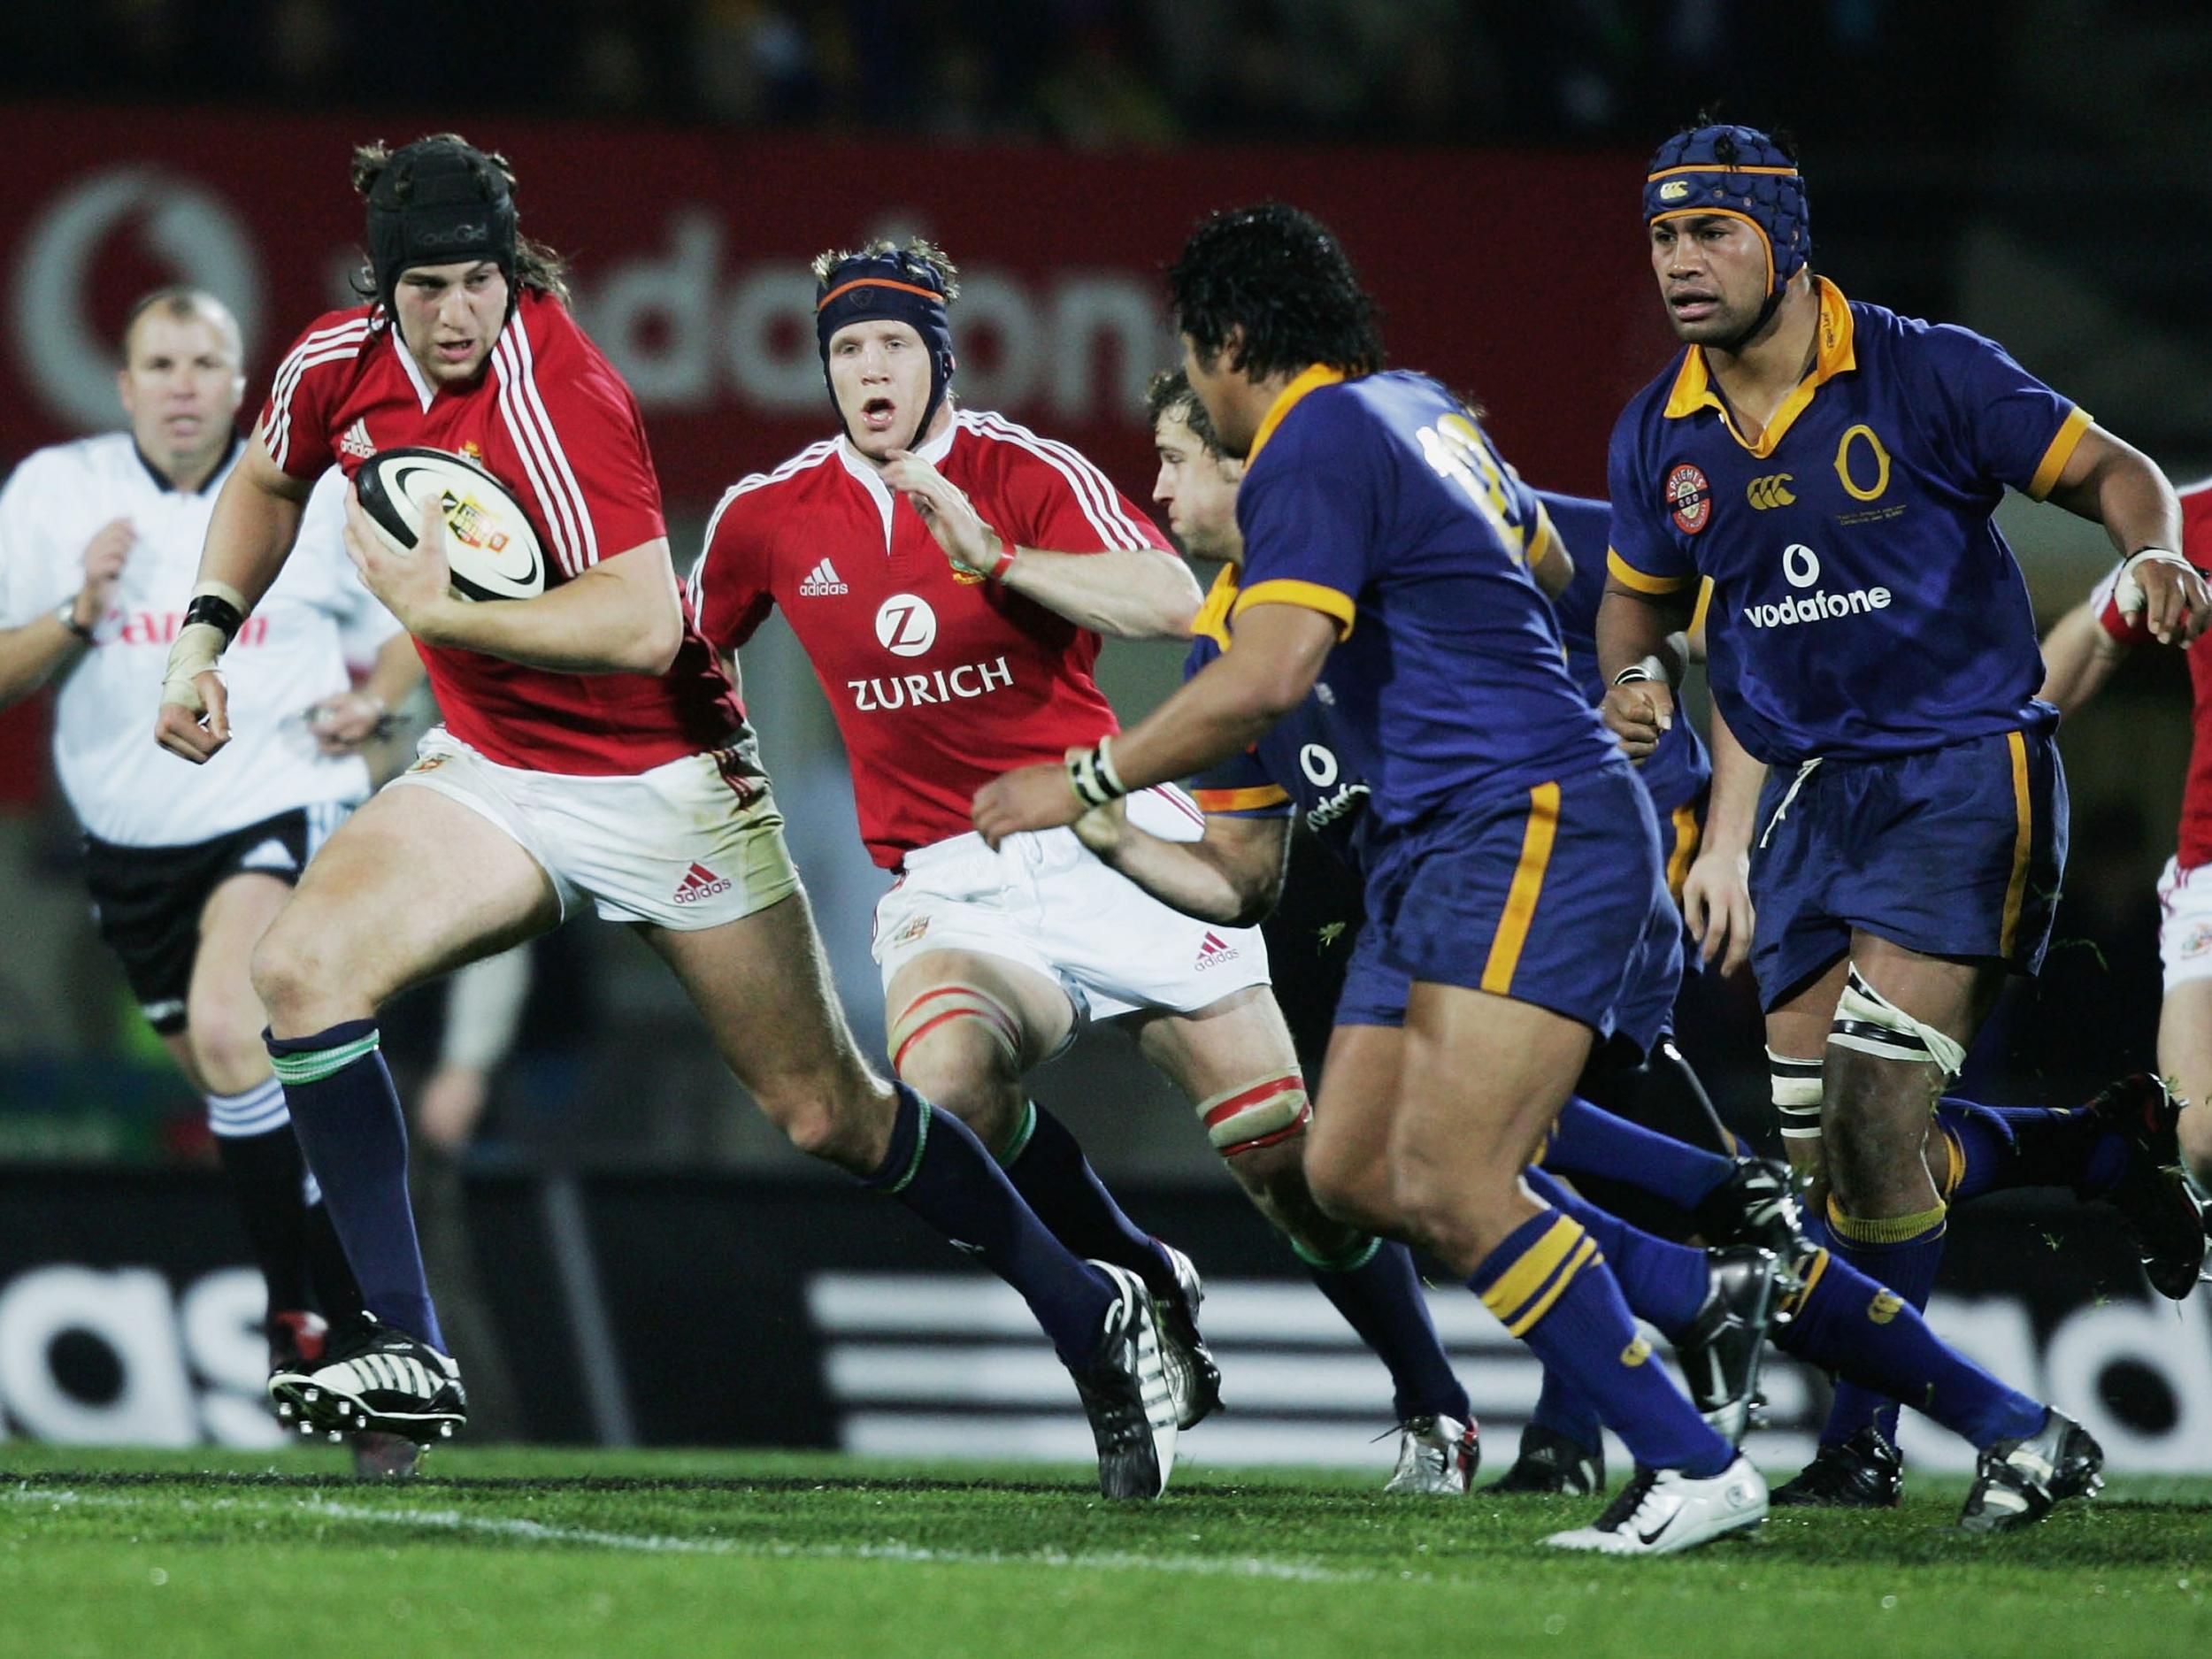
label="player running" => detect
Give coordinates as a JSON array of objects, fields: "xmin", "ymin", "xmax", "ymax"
[
  {"xmin": 689, "ymin": 240, "xmax": 1481, "ymax": 1493},
  {"xmin": 2041, "ymin": 478, "xmax": 2212, "ymax": 1244},
  {"xmin": 153, "ymin": 136, "xmax": 1177, "ymax": 1498},
  {"xmin": 1110, "ymin": 369, "xmax": 2102, "ymax": 1533},
  {"xmin": 0, "ymin": 286, "xmax": 422, "ymax": 1471},
  {"xmin": 977, "ymin": 204, "xmax": 1774, "ymax": 1555},
  {"xmin": 1598, "ymin": 121, "xmax": 2208, "ymax": 1506}
]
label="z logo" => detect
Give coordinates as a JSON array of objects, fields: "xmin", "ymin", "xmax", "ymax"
[{"xmin": 1746, "ymin": 473, "xmax": 1796, "ymax": 510}]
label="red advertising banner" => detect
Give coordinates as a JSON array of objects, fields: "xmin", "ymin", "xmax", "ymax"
[{"xmin": 0, "ymin": 105, "xmax": 1671, "ymax": 513}]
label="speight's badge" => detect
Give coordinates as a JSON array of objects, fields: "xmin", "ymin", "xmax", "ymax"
[{"xmin": 1666, "ymin": 463, "xmax": 1712, "ymax": 534}]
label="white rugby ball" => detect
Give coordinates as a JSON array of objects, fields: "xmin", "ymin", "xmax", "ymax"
[{"xmin": 355, "ymin": 447, "xmax": 546, "ymax": 603}]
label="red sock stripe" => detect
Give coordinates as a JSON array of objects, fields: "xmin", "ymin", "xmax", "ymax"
[
  {"xmin": 1202, "ymin": 1074, "xmax": 1304, "ymax": 1130},
  {"xmin": 1221, "ymin": 1104, "xmax": 1314, "ymax": 1157}
]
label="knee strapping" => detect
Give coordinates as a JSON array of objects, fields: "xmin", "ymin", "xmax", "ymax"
[
  {"xmin": 1829, "ymin": 966, "xmax": 1969, "ymax": 1080},
  {"xmin": 888, "ymin": 982, "xmax": 1024, "ymax": 1075},
  {"xmin": 1199, "ymin": 1072, "xmax": 1311, "ymax": 1156},
  {"xmin": 1768, "ymin": 1047, "xmax": 1824, "ymax": 1142}
]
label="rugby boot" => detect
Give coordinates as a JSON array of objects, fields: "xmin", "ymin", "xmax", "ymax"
[
  {"xmin": 1675, "ymin": 1247, "xmax": 1780, "ymax": 1446},
  {"xmin": 1383, "ymin": 1413, "xmax": 1479, "ymax": 1494},
  {"xmin": 1693, "ymin": 1158, "xmax": 1816, "ymax": 1297},
  {"xmin": 1543, "ymin": 1455, "xmax": 1767, "ymax": 1555},
  {"xmin": 1957, "ymin": 1409, "xmax": 2105, "ymax": 1533},
  {"xmin": 2085, "ymin": 1073, "xmax": 2209, "ymax": 1299},
  {"xmin": 1150, "ymin": 1241, "xmax": 1223, "ymax": 1431},
  {"xmin": 1068, "ymin": 1262, "xmax": 1178, "ymax": 1500},
  {"xmin": 271, "ymin": 1310, "xmax": 467, "ymax": 1445},
  {"xmin": 1771, "ymin": 1425, "xmax": 1902, "ymax": 1508},
  {"xmin": 1485, "ymin": 1424, "xmax": 1605, "ymax": 1496}
]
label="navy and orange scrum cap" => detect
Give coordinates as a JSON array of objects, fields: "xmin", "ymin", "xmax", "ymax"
[
  {"xmin": 814, "ymin": 244, "xmax": 958, "ymax": 447},
  {"xmin": 1644, "ymin": 124, "xmax": 1809, "ymax": 296},
  {"xmin": 365, "ymin": 136, "xmax": 518, "ymax": 313}
]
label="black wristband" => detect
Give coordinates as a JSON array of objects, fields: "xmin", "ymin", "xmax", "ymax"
[{"xmin": 182, "ymin": 593, "xmax": 245, "ymax": 644}]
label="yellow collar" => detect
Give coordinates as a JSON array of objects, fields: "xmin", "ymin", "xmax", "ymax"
[
  {"xmin": 1192, "ymin": 562, "xmax": 1240, "ymax": 649},
  {"xmin": 1247, "ymin": 365, "xmax": 1347, "ymax": 464},
  {"xmin": 1661, "ymin": 276, "xmax": 1855, "ymax": 459}
]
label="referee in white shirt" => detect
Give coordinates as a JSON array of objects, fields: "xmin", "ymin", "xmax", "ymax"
[{"xmin": 0, "ymin": 288, "xmax": 422, "ymax": 1458}]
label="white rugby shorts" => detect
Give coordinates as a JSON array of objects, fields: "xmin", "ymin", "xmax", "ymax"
[
  {"xmin": 387, "ymin": 727, "xmax": 799, "ymax": 930},
  {"xmin": 2158, "ymin": 856, "xmax": 2212, "ymax": 993},
  {"xmin": 872, "ymin": 787, "xmax": 1271, "ymax": 1026}
]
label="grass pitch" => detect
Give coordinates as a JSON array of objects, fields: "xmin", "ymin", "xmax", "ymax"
[{"xmin": 4, "ymin": 1445, "xmax": 2208, "ymax": 1658}]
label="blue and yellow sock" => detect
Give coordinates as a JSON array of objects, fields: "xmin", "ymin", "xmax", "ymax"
[
  {"xmin": 1297, "ymin": 1235, "xmax": 1470, "ymax": 1424},
  {"xmin": 1813, "ymin": 1197, "xmax": 1947, "ymax": 1448},
  {"xmin": 1470, "ymin": 1206, "xmax": 1732, "ymax": 1477},
  {"xmin": 1778, "ymin": 1248, "xmax": 2045, "ymax": 1449},
  {"xmin": 998, "ymin": 1101, "xmax": 1173, "ymax": 1294},
  {"xmin": 265, "ymin": 1019, "xmax": 442, "ymax": 1351},
  {"xmin": 1523, "ymin": 1166, "xmax": 1707, "ymax": 1332},
  {"xmin": 1545, "ymin": 1096, "xmax": 1734, "ymax": 1211},
  {"xmin": 860, "ymin": 1082, "xmax": 1114, "ymax": 1367},
  {"xmin": 1934, "ymin": 1096, "xmax": 2130, "ymax": 1202}
]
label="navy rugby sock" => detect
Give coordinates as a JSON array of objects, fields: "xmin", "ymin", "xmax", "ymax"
[
  {"xmin": 1471, "ymin": 1207, "xmax": 1732, "ymax": 1478},
  {"xmin": 1934, "ymin": 1095, "xmax": 2130, "ymax": 1202},
  {"xmin": 998, "ymin": 1102, "xmax": 1173, "ymax": 1294},
  {"xmin": 1778, "ymin": 1248, "xmax": 2044, "ymax": 1450},
  {"xmin": 1295, "ymin": 1235, "xmax": 1471, "ymax": 1424},
  {"xmin": 264, "ymin": 1020, "xmax": 444, "ymax": 1351},
  {"xmin": 1523, "ymin": 1167, "xmax": 1706, "ymax": 1332},
  {"xmin": 1545, "ymin": 1096, "xmax": 1733, "ymax": 1212},
  {"xmin": 1810, "ymin": 1200, "xmax": 1947, "ymax": 1449},
  {"xmin": 862, "ymin": 1083, "xmax": 1115, "ymax": 1367},
  {"xmin": 1527, "ymin": 1370, "xmax": 1604, "ymax": 1457},
  {"xmin": 210, "ymin": 1112, "xmax": 314, "ymax": 1315}
]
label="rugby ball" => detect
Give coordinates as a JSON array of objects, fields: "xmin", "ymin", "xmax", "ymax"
[{"xmin": 355, "ymin": 447, "xmax": 547, "ymax": 602}]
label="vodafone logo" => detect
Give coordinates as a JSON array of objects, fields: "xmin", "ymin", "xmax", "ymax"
[
  {"xmin": 876, "ymin": 594, "xmax": 938, "ymax": 657},
  {"xmin": 15, "ymin": 168, "xmax": 265, "ymax": 432}
]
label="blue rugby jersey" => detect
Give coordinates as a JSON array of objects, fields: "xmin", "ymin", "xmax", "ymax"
[
  {"xmin": 1605, "ymin": 278, "xmax": 2086, "ymax": 767},
  {"xmin": 1537, "ymin": 488, "xmax": 1711, "ymax": 821},
  {"xmin": 1229, "ymin": 368, "xmax": 1615, "ymax": 828}
]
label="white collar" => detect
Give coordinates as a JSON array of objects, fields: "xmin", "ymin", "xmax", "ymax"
[{"xmin": 834, "ymin": 411, "xmax": 959, "ymax": 549}]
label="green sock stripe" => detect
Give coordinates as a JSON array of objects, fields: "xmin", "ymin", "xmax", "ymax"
[
  {"xmin": 1292, "ymin": 1233, "xmax": 1382, "ymax": 1274},
  {"xmin": 268, "ymin": 1033, "xmax": 380, "ymax": 1087},
  {"xmin": 995, "ymin": 1101, "xmax": 1039, "ymax": 1168},
  {"xmin": 883, "ymin": 1099, "xmax": 932, "ymax": 1195}
]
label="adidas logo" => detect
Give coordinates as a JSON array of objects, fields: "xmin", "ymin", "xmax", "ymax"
[
  {"xmin": 672, "ymin": 860, "xmax": 733, "ymax": 904},
  {"xmin": 1194, "ymin": 931, "xmax": 1240, "ymax": 971},
  {"xmin": 798, "ymin": 558, "xmax": 849, "ymax": 596},
  {"xmin": 338, "ymin": 419, "xmax": 375, "ymax": 462}
]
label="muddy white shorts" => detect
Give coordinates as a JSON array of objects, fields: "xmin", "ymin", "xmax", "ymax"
[
  {"xmin": 388, "ymin": 727, "xmax": 800, "ymax": 930},
  {"xmin": 2158, "ymin": 856, "xmax": 2212, "ymax": 993},
  {"xmin": 871, "ymin": 787, "xmax": 1271, "ymax": 1026}
]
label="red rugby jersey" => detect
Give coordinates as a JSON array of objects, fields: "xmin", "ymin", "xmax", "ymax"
[
  {"xmin": 258, "ymin": 291, "xmax": 745, "ymax": 775},
  {"xmin": 2178, "ymin": 480, "xmax": 2212, "ymax": 867},
  {"xmin": 690, "ymin": 410, "xmax": 1173, "ymax": 867}
]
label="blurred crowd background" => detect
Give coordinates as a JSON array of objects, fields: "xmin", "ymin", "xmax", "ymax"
[{"xmin": 1, "ymin": 0, "xmax": 2208, "ymax": 1189}]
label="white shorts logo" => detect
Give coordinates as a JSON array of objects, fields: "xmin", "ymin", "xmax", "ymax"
[{"xmin": 876, "ymin": 595, "xmax": 937, "ymax": 657}]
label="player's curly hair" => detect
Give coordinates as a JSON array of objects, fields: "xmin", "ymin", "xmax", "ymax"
[
  {"xmin": 1165, "ymin": 204, "xmax": 1383, "ymax": 382},
  {"xmin": 347, "ymin": 134, "xmax": 572, "ymax": 305},
  {"xmin": 810, "ymin": 237, "xmax": 961, "ymax": 301},
  {"xmin": 1144, "ymin": 368, "xmax": 1224, "ymax": 457}
]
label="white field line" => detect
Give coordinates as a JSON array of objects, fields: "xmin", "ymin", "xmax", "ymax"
[{"xmin": 5, "ymin": 1485, "xmax": 1389, "ymax": 1585}]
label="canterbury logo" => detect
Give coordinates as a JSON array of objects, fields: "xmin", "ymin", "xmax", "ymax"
[
  {"xmin": 1746, "ymin": 473, "xmax": 1796, "ymax": 510},
  {"xmin": 1658, "ymin": 180, "xmax": 1690, "ymax": 201},
  {"xmin": 798, "ymin": 558, "xmax": 849, "ymax": 596},
  {"xmin": 1620, "ymin": 1337, "xmax": 1652, "ymax": 1368},
  {"xmin": 1868, "ymin": 1290, "xmax": 1904, "ymax": 1325},
  {"xmin": 673, "ymin": 861, "xmax": 733, "ymax": 904}
]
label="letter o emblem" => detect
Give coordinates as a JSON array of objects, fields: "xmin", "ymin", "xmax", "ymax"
[
  {"xmin": 1782, "ymin": 544, "xmax": 1821, "ymax": 588},
  {"xmin": 1833, "ymin": 424, "xmax": 1892, "ymax": 502},
  {"xmin": 1300, "ymin": 744, "xmax": 1339, "ymax": 787}
]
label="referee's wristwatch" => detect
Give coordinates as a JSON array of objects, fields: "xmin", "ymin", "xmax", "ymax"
[{"xmin": 54, "ymin": 597, "xmax": 95, "ymax": 643}]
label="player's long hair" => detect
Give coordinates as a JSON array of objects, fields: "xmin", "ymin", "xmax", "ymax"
[
  {"xmin": 347, "ymin": 135, "xmax": 572, "ymax": 306},
  {"xmin": 810, "ymin": 237, "xmax": 961, "ymax": 301},
  {"xmin": 1166, "ymin": 204, "xmax": 1384, "ymax": 383}
]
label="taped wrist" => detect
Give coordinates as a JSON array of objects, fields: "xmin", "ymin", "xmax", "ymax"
[
  {"xmin": 1067, "ymin": 736, "xmax": 1127, "ymax": 809},
  {"xmin": 159, "ymin": 621, "xmax": 229, "ymax": 711}
]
